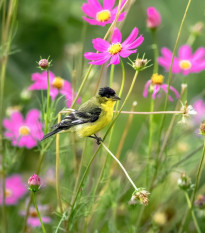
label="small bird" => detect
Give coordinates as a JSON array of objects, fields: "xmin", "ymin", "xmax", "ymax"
[{"xmin": 41, "ymin": 87, "xmax": 120, "ymax": 144}]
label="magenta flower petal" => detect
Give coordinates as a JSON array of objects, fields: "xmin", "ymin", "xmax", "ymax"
[
  {"xmin": 122, "ymin": 27, "xmax": 139, "ymax": 46},
  {"xmin": 90, "ymin": 0, "xmax": 102, "ymax": 9},
  {"xmin": 108, "ymin": 54, "xmax": 120, "ymax": 66},
  {"xmin": 178, "ymin": 45, "xmax": 192, "ymax": 59},
  {"xmin": 152, "ymin": 85, "xmax": 161, "ymax": 99},
  {"xmin": 92, "ymin": 38, "xmax": 110, "ymax": 52},
  {"xmin": 111, "ymin": 28, "xmax": 122, "ymax": 43},
  {"xmin": 89, "ymin": 54, "xmax": 111, "ymax": 65},
  {"xmin": 126, "ymin": 35, "xmax": 144, "ymax": 50},
  {"xmin": 103, "ymin": 0, "xmax": 115, "ymax": 9},
  {"xmin": 170, "ymin": 86, "xmax": 179, "ymax": 99},
  {"xmin": 192, "ymin": 48, "xmax": 205, "ymax": 62},
  {"xmin": 143, "ymin": 80, "xmax": 151, "ymax": 98},
  {"xmin": 84, "ymin": 52, "xmax": 108, "ymax": 60},
  {"xmin": 82, "ymin": 3, "xmax": 96, "ymax": 17},
  {"xmin": 25, "ymin": 109, "xmax": 41, "ymax": 124},
  {"xmin": 161, "ymin": 47, "xmax": 173, "ymax": 59},
  {"xmin": 119, "ymin": 49, "xmax": 136, "ymax": 58}
]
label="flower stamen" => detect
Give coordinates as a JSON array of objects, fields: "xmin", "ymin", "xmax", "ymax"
[
  {"xmin": 151, "ymin": 73, "xmax": 164, "ymax": 85},
  {"xmin": 96, "ymin": 10, "xmax": 111, "ymax": 22},
  {"xmin": 179, "ymin": 60, "xmax": 192, "ymax": 70},
  {"xmin": 52, "ymin": 77, "xmax": 64, "ymax": 89},
  {"xmin": 19, "ymin": 126, "xmax": 30, "ymax": 136},
  {"xmin": 108, "ymin": 43, "xmax": 122, "ymax": 55}
]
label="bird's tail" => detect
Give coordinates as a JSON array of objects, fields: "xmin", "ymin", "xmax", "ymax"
[{"xmin": 41, "ymin": 128, "xmax": 62, "ymax": 141}]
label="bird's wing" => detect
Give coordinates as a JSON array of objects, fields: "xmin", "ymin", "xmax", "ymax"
[{"xmin": 52, "ymin": 105, "xmax": 102, "ymax": 130}]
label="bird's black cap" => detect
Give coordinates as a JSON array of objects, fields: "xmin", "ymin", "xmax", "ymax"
[{"xmin": 98, "ymin": 87, "xmax": 116, "ymax": 98}]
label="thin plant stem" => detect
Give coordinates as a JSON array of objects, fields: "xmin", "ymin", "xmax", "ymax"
[
  {"xmin": 45, "ymin": 69, "xmax": 50, "ymax": 133},
  {"xmin": 101, "ymin": 142, "xmax": 138, "ymax": 191},
  {"xmin": 146, "ymin": 97, "xmax": 154, "ymax": 187},
  {"xmin": 115, "ymin": 102, "xmax": 136, "ymax": 160},
  {"xmin": 184, "ymin": 192, "xmax": 201, "ymax": 233},
  {"xmin": 116, "ymin": 110, "xmax": 182, "ymax": 115},
  {"xmin": 109, "ymin": 65, "xmax": 115, "ymax": 88},
  {"xmin": 56, "ymin": 113, "xmax": 63, "ymax": 214},
  {"xmin": 94, "ymin": 64, "xmax": 105, "ymax": 95},
  {"xmin": 191, "ymin": 139, "xmax": 205, "ymax": 205},
  {"xmin": 157, "ymin": 0, "xmax": 192, "ymax": 155},
  {"xmin": 32, "ymin": 192, "xmax": 46, "ymax": 233},
  {"xmin": 151, "ymin": 29, "xmax": 159, "ymax": 74}
]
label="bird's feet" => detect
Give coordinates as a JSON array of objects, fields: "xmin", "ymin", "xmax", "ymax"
[
  {"xmin": 88, "ymin": 135, "xmax": 103, "ymax": 145},
  {"xmin": 95, "ymin": 136, "xmax": 103, "ymax": 145}
]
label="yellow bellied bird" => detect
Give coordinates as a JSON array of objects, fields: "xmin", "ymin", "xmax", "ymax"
[{"xmin": 41, "ymin": 87, "xmax": 120, "ymax": 144}]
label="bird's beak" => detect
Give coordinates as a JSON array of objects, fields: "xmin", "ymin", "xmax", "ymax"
[{"xmin": 112, "ymin": 94, "xmax": 121, "ymax": 101}]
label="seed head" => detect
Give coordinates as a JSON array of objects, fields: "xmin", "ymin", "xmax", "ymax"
[{"xmin": 129, "ymin": 188, "xmax": 150, "ymax": 206}]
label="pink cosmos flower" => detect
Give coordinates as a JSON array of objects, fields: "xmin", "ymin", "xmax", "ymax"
[
  {"xmin": 84, "ymin": 27, "xmax": 144, "ymax": 66},
  {"xmin": 193, "ymin": 99, "xmax": 205, "ymax": 124},
  {"xmin": 20, "ymin": 205, "xmax": 51, "ymax": 227},
  {"xmin": 146, "ymin": 7, "xmax": 161, "ymax": 29},
  {"xmin": 82, "ymin": 0, "xmax": 126, "ymax": 27},
  {"xmin": 3, "ymin": 109, "xmax": 43, "ymax": 149},
  {"xmin": 143, "ymin": 73, "xmax": 179, "ymax": 102},
  {"xmin": 0, "ymin": 175, "xmax": 27, "ymax": 205},
  {"xmin": 28, "ymin": 71, "xmax": 80, "ymax": 107},
  {"xmin": 158, "ymin": 45, "xmax": 205, "ymax": 76},
  {"xmin": 28, "ymin": 174, "xmax": 41, "ymax": 192}
]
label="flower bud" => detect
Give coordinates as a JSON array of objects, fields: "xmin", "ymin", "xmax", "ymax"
[
  {"xmin": 177, "ymin": 173, "xmax": 192, "ymax": 191},
  {"xmin": 28, "ymin": 174, "xmax": 41, "ymax": 192},
  {"xmin": 129, "ymin": 188, "xmax": 150, "ymax": 206},
  {"xmin": 39, "ymin": 59, "xmax": 49, "ymax": 69},
  {"xmin": 191, "ymin": 22, "xmax": 204, "ymax": 36},
  {"xmin": 146, "ymin": 7, "xmax": 161, "ymax": 29}
]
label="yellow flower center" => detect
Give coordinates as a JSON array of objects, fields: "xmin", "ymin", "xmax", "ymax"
[
  {"xmin": 5, "ymin": 189, "xmax": 12, "ymax": 198},
  {"xmin": 19, "ymin": 126, "xmax": 30, "ymax": 136},
  {"xmin": 179, "ymin": 60, "xmax": 192, "ymax": 70},
  {"xmin": 96, "ymin": 10, "xmax": 111, "ymax": 22},
  {"xmin": 52, "ymin": 77, "xmax": 64, "ymax": 89},
  {"xmin": 108, "ymin": 43, "xmax": 122, "ymax": 55},
  {"xmin": 151, "ymin": 73, "xmax": 164, "ymax": 85}
]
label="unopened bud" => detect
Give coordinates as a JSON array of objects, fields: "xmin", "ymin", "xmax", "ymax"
[
  {"xmin": 39, "ymin": 59, "xmax": 49, "ymax": 69},
  {"xmin": 177, "ymin": 173, "xmax": 192, "ymax": 191},
  {"xmin": 191, "ymin": 22, "xmax": 204, "ymax": 36},
  {"xmin": 28, "ymin": 174, "xmax": 41, "ymax": 192}
]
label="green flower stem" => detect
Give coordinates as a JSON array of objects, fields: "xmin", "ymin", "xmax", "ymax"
[
  {"xmin": 151, "ymin": 29, "xmax": 159, "ymax": 74},
  {"xmin": 192, "ymin": 139, "xmax": 205, "ymax": 205},
  {"xmin": 115, "ymin": 110, "xmax": 182, "ymax": 115},
  {"xmin": 45, "ymin": 69, "xmax": 50, "ymax": 133},
  {"xmin": 184, "ymin": 192, "xmax": 201, "ymax": 233},
  {"xmin": 32, "ymin": 192, "xmax": 46, "ymax": 233},
  {"xmin": 157, "ymin": 0, "xmax": 192, "ymax": 155},
  {"xmin": 101, "ymin": 142, "xmax": 138, "ymax": 191},
  {"xmin": 109, "ymin": 64, "xmax": 115, "ymax": 88},
  {"xmin": 146, "ymin": 97, "xmax": 154, "ymax": 187}
]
